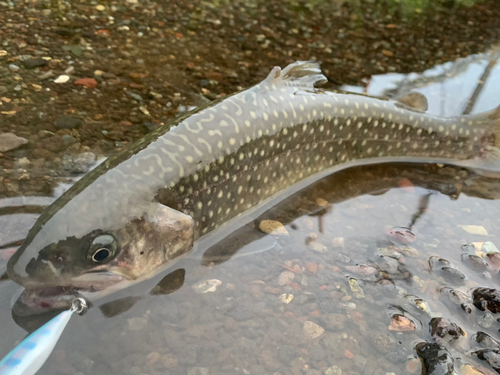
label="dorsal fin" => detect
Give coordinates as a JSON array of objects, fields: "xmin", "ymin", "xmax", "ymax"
[
  {"xmin": 392, "ymin": 92, "xmax": 428, "ymax": 112},
  {"xmin": 265, "ymin": 61, "xmax": 327, "ymax": 89}
]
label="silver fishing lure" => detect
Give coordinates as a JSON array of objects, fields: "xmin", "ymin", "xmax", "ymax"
[{"xmin": 0, "ymin": 297, "xmax": 88, "ymax": 375}]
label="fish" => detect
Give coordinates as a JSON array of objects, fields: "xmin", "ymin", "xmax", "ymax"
[{"xmin": 6, "ymin": 60, "xmax": 500, "ymax": 307}]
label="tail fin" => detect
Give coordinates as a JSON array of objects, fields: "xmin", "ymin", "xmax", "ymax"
[{"xmin": 265, "ymin": 61, "xmax": 327, "ymax": 89}]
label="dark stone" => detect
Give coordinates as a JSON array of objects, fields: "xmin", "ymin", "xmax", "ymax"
[
  {"xmin": 429, "ymin": 317, "xmax": 465, "ymax": 343},
  {"xmin": 473, "ymin": 287, "xmax": 500, "ymax": 313},
  {"xmin": 55, "ymin": 115, "xmax": 84, "ymax": 129},
  {"xmin": 416, "ymin": 342, "xmax": 454, "ymax": 375},
  {"xmin": 472, "ymin": 349, "xmax": 500, "ymax": 373},
  {"xmin": 22, "ymin": 57, "xmax": 47, "ymax": 69},
  {"xmin": 227, "ymin": 305, "xmax": 253, "ymax": 322},
  {"xmin": 474, "ymin": 331, "xmax": 500, "ymax": 349}
]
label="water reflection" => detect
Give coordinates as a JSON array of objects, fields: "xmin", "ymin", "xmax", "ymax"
[{"xmin": 343, "ymin": 46, "xmax": 500, "ymax": 117}]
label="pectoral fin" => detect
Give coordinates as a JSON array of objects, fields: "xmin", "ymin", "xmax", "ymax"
[{"xmin": 145, "ymin": 203, "xmax": 195, "ymax": 261}]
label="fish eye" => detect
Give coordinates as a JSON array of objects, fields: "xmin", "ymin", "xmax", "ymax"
[{"xmin": 89, "ymin": 234, "xmax": 117, "ymax": 263}]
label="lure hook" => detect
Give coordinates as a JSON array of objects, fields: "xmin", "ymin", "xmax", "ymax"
[{"xmin": 70, "ymin": 297, "xmax": 89, "ymax": 315}]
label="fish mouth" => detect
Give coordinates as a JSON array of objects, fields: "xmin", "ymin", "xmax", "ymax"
[{"xmin": 12, "ymin": 271, "xmax": 127, "ymax": 316}]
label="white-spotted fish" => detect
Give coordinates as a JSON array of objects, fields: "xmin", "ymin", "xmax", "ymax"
[{"xmin": 6, "ymin": 61, "xmax": 500, "ymax": 306}]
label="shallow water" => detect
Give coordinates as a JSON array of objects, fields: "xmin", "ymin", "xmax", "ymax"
[{"xmin": 1, "ymin": 49, "xmax": 500, "ymax": 375}]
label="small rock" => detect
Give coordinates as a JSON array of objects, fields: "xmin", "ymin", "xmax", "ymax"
[
  {"xmin": 308, "ymin": 241, "xmax": 328, "ymax": 253},
  {"xmin": 39, "ymin": 71, "xmax": 54, "ymax": 80},
  {"xmin": 22, "ymin": 57, "xmax": 47, "ymax": 69},
  {"xmin": 348, "ymin": 278, "xmax": 365, "ymax": 299},
  {"xmin": 474, "ymin": 331, "xmax": 500, "ymax": 349},
  {"xmin": 188, "ymin": 367, "xmax": 209, "ymax": 375},
  {"xmin": 0, "ymin": 133, "xmax": 28, "ymax": 152},
  {"xmin": 478, "ymin": 312, "xmax": 495, "ymax": 329},
  {"xmin": 0, "ymin": 50, "xmax": 7, "ymax": 57},
  {"xmin": 336, "ymin": 254, "xmax": 350, "ymax": 264},
  {"xmin": 62, "ymin": 134, "xmax": 77, "ymax": 146},
  {"xmin": 128, "ymin": 317, "xmax": 147, "ymax": 331},
  {"xmin": 458, "ymin": 225, "xmax": 488, "ymax": 235},
  {"xmin": 303, "ymin": 321, "xmax": 325, "ymax": 339},
  {"xmin": 62, "ymin": 152, "xmax": 96, "ymax": 173},
  {"xmin": 96, "ymin": 4, "xmax": 105, "ymax": 10},
  {"xmin": 54, "ymin": 75, "xmax": 70, "ymax": 83},
  {"xmin": 389, "ymin": 315, "xmax": 415, "ymax": 332},
  {"xmin": 316, "ymin": 198, "xmax": 328, "ymax": 206},
  {"xmin": 259, "ymin": 220, "xmax": 288, "ymax": 235},
  {"xmin": 126, "ymin": 91, "xmax": 143, "ymax": 101},
  {"xmin": 416, "ymin": 342, "xmax": 454, "ymax": 375},
  {"xmin": 192, "ymin": 279, "xmax": 222, "ymax": 294},
  {"xmin": 279, "ymin": 293, "xmax": 294, "ymax": 304},
  {"xmin": 471, "ymin": 349, "xmax": 500, "ymax": 373},
  {"xmin": 429, "ymin": 317, "xmax": 464, "ymax": 343},
  {"xmin": 473, "ymin": 287, "xmax": 500, "ymax": 313},
  {"xmin": 55, "ymin": 115, "xmax": 83, "ymax": 129},
  {"xmin": 74, "ymin": 78, "xmax": 98, "ymax": 88},
  {"xmin": 8, "ymin": 64, "xmax": 20, "ymax": 71},
  {"xmin": 324, "ymin": 366, "xmax": 342, "ymax": 375},
  {"xmin": 332, "ymin": 237, "xmax": 344, "ymax": 248},
  {"xmin": 16, "ymin": 157, "xmax": 30, "ymax": 168},
  {"xmin": 278, "ymin": 270, "xmax": 295, "ymax": 286}
]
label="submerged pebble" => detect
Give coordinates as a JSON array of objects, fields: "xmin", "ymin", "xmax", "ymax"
[
  {"xmin": 416, "ymin": 342, "xmax": 454, "ymax": 375},
  {"xmin": 259, "ymin": 220, "xmax": 289, "ymax": 235},
  {"xmin": 303, "ymin": 321, "xmax": 324, "ymax": 339}
]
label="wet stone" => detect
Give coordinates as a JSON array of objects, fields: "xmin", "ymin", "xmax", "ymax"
[
  {"xmin": 55, "ymin": 115, "xmax": 84, "ymax": 129},
  {"xmin": 303, "ymin": 321, "xmax": 325, "ymax": 339},
  {"xmin": 278, "ymin": 270, "xmax": 295, "ymax": 286},
  {"xmin": 416, "ymin": 342, "xmax": 454, "ymax": 375},
  {"xmin": 0, "ymin": 133, "xmax": 28, "ymax": 152},
  {"xmin": 126, "ymin": 91, "xmax": 143, "ymax": 101},
  {"xmin": 62, "ymin": 152, "xmax": 96, "ymax": 173},
  {"xmin": 473, "ymin": 287, "xmax": 500, "ymax": 313},
  {"xmin": 336, "ymin": 254, "xmax": 351, "ymax": 264},
  {"xmin": 429, "ymin": 317, "xmax": 464, "ymax": 343},
  {"xmin": 259, "ymin": 220, "xmax": 289, "ymax": 235},
  {"xmin": 62, "ymin": 134, "xmax": 77, "ymax": 147},
  {"xmin": 22, "ymin": 57, "xmax": 47, "ymax": 69},
  {"xmin": 478, "ymin": 311, "xmax": 495, "ymax": 329},
  {"xmin": 471, "ymin": 349, "xmax": 500, "ymax": 373},
  {"xmin": 474, "ymin": 331, "xmax": 500, "ymax": 349}
]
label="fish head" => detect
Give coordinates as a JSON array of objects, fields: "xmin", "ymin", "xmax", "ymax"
[{"xmin": 7, "ymin": 200, "xmax": 194, "ymax": 311}]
